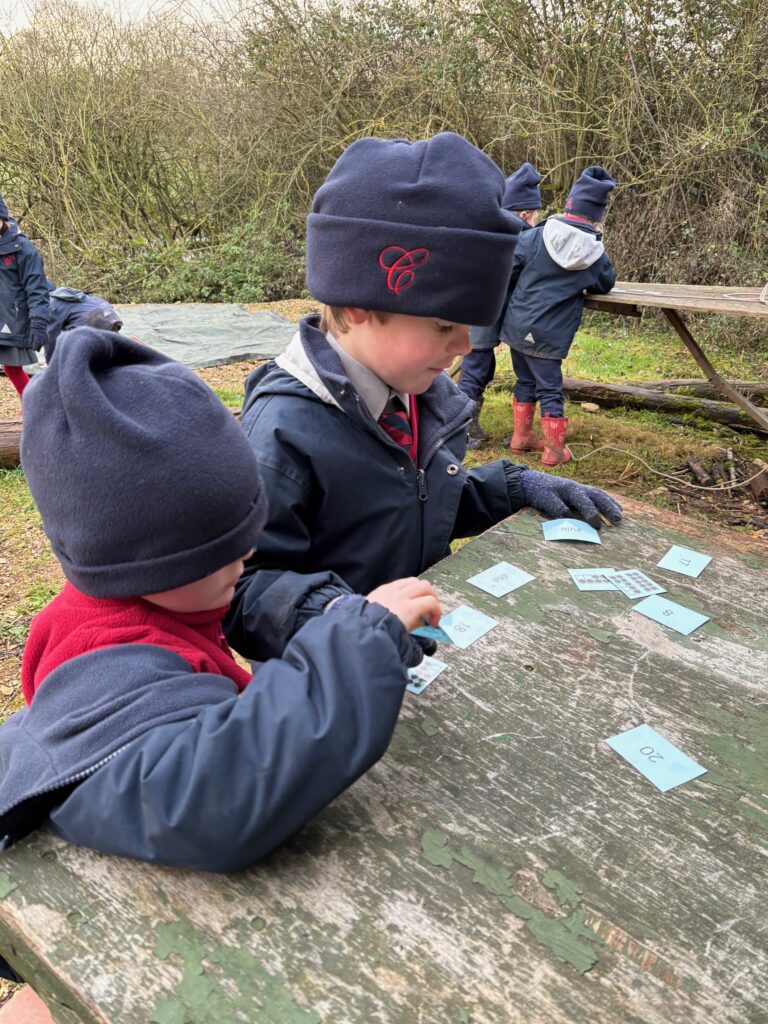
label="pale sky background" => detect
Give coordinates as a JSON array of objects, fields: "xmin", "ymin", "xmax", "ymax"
[{"xmin": 1, "ymin": 0, "xmax": 233, "ymax": 32}]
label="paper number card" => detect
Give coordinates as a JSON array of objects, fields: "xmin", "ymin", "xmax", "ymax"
[
  {"xmin": 568, "ymin": 568, "xmax": 618, "ymax": 591},
  {"xmin": 606, "ymin": 724, "xmax": 707, "ymax": 792},
  {"xmin": 542, "ymin": 519, "xmax": 602, "ymax": 544},
  {"xmin": 605, "ymin": 570, "xmax": 666, "ymax": 599},
  {"xmin": 656, "ymin": 545, "xmax": 712, "ymax": 579},
  {"xmin": 468, "ymin": 561, "xmax": 535, "ymax": 597},
  {"xmin": 632, "ymin": 595, "xmax": 710, "ymax": 636},
  {"xmin": 407, "ymin": 656, "xmax": 448, "ymax": 695},
  {"xmin": 441, "ymin": 606, "xmax": 498, "ymax": 649}
]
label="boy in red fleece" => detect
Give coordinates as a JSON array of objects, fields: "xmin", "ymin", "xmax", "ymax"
[
  {"xmin": 2, "ymin": 328, "xmax": 440, "ymax": 1016},
  {"xmin": 1, "ymin": 327, "xmax": 440, "ymax": 884}
]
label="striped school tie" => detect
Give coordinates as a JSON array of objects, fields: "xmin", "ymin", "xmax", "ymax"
[{"xmin": 378, "ymin": 395, "xmax": 413, "ymax": 451}]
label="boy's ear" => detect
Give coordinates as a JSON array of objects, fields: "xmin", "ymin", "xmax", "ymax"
[{"xmin": 345, "ymin": 307, "xmax": 373, "ymax": 326}]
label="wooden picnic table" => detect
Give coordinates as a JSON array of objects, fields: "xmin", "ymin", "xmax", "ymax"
[
  {"xmin": 584, "ymin": 281, "xmax": 768, "ymax": 432},
  {"xmin": 0, "ymin": 497, "xmax": 766, "ymax": 1023}
]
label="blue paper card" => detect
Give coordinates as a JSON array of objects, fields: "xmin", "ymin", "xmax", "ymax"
[
  {"xmin": 412, "ymin": 624, "xmax": 453, "ymax": 645},
  {"xmin": 606, "ymin": 724, "xmax": 707, "ymax": 792},
  {"xmin": 632, "ymin": 595, "xmax": 710, "ymax": 636},
  {"xmin": 407, "ymin": 656, "xmax": 448, "ymax": 695},
  {"xmin": 542, "ymin": 519, "xmax": 601, "ymax": 544},
  {"xmin": 605, "ymin": 569, "xmax": 666, "ymax": 599},
  {"xmin": 568, "ymin": 568, "xmax": 618, "ymax": 591},
  {"xmin": 657, "ymin": 545, "xmax": 712, "ymax": 578},
  {"xmin": 441, "ymin": 605, "xmax": 498, "ymax": 649},
  {"xmin": 468, "ymin": 561, "xmax": 535, "ymax": 597}
]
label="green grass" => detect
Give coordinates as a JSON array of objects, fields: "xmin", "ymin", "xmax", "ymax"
[
  {"xmin": 497, "ymin": 317, "xmax": 768, "ymax": 385},
  {"xmin": 0, "ymin": 467, "xmax": 37, "ymax": 515},
  {"xmin": 471, "ymin": 320, "xmax": 767, "ymax": 525},
  {"xmin": 211, "ymin": 387, "xmax": 243, "ymax": 408}
]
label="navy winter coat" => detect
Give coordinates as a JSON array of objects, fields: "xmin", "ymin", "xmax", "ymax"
[
  {"xmin": 225, "ymin": 316, "xmax": 526, "ymax": 663},
  {"xmin": 47, "ymin": 287, "xmax": 123, "ymax": 361},
  {"xmin": 0, "ymin": 221, "xmax": 49, "ymax": 350},
  {"xmin": 502, "ymin": 217, "xmax": 616, "ymax": 360},
  {"xmin": 0, "ymin": 597, "xmax": 416, "ymax": 872},
  {"xmin": 470, "ymin": 216, "xmax": 535, "ymax": 350}
]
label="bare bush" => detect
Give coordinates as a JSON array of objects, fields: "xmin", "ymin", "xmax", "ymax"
[{"xmin": 0, "ymin": 0, "xmax": 765, "ymax": 304}]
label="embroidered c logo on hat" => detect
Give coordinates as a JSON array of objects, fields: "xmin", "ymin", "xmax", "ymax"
[{"xmin": 378, "ymin": 246, "xmax": 430, "ymax": 294}]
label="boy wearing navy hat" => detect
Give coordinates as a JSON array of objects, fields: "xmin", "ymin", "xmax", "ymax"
[
  {"xmin": 226, "ymin": 136, "xmax": 621, "ymax": 662},
  {"xmin": 0, "ymin": 194, "xmax": 49, "ymax": 400},
  {"xmin": 503, "ymin": 165, "xmax": 616, "ymax": 465},
  {"xmin": 0, "ymin": 327, "xmax": 442, "ymax": 873},
  {"xmin": 459, "ymin": 162, "xmax": 544, "ymax": 448},
  {"xmin": 45, "ymin": 284, "xmax": 123, "ymax": 362}
]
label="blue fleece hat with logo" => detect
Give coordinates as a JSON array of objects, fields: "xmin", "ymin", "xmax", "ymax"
[
  {"xmin": 564, "ymin": 166, "xmax": 616, "ymax": 221},
  {"xmin": 21, "ymin": 328, "xmax": 267, "ymax": 598},
  {"xmin": 306, "ymin": 132, "xmax": 522, "ymax": 326},
  {"xmin": 0, "ymin": 196, "xmax": 9, "ymax": 220},
  {"xmin": 502, "ymin": 162, "xmax": 543, "ymax": 211}
]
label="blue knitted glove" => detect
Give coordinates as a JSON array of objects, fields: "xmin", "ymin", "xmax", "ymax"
[
  {"xmin": 29, "ymin": 317, "xmax": 48, "ymax": 351},
  {"xmin": 520, "ymin": 470, "xmax": 622, "ymax": 528}
]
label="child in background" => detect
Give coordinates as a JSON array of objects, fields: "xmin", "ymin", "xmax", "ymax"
[
  {"xmin": 503, "ymin": 166, "xmax": 617, "ymax": 465},
  {"xmin": 0, "ymin": 328, "xmax": 440, "ymax": 873},
  {"xmin": 0, "ymin": 195, "xmax": 49, "ymax": 399},
  {"xmin": 45, "ymin": 284, "xmax": 123, "ymax": 363},
  {"xmin": 225, "ymin": 134, "xmax": 621, "ymax": 664},
  {"xmin": 460, "ymin": 162, "xmax": 544, "ymax": 449}
]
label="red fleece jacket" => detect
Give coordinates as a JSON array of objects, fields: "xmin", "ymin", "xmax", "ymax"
[{"xmin": 22, "ymin": 582, "xmax": 252, "ymax": 704}]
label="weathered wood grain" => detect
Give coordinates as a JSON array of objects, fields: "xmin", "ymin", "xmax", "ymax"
[
  {"xmin": 0, "ymin": 500, "xmax": 766, "ymax": 1024},
  {"xmin": 586, "ymin": 282, "xmax": 768, "ymax": 318}
]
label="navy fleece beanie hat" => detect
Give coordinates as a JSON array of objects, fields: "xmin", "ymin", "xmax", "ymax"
[
  {"xmin": 21, "ymin": 328, "xmax": 267, "ymax": 598},
  {"xmin": 0, "ymin": 195, "xmax": 9, "ymax": 220},
  {"xmin": 503, "ymin": 162, "xmax": 543, "ymax": 211},
  {"xmin": 306, "ymin": 132, "xmax": 522, "ymax": 326},
  {"xmin": 564, "ymin": 166, "xmax": 616, "ymax": 221}
]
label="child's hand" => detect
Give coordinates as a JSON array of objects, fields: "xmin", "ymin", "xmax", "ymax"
[{"xmin": 367, "ymin": 578, "xmax": 442, "ymax": 633}]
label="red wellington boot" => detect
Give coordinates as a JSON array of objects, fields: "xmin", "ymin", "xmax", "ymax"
[
  {"xmin": 540, "ymin": 414, "xmax": 572, "ymax": 466},
  {"xmin": 508, "ymin": 400, "xmax": 544, "ymax": 453}
]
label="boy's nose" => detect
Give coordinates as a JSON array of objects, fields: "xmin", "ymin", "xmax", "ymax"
[{"xmin": 450, "ymin": 326, "xmax": 472, "ymax": 354}]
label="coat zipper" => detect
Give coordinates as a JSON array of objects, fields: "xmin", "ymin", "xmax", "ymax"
[
  {"xmin": 0, "ymin": 744, "xmax": 130, "ymax": 820},
  {"xmin": 413, "ymin": 418, "xmax": 472, "ymax": 503}
]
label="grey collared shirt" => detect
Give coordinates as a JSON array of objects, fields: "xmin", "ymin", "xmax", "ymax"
[{"xmin": 325, "ymin": 331, "xmax": 409, "ymax": 421}]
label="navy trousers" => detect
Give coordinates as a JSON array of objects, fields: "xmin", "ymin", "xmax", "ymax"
[
  {"xmin": 510, "ymin": 349, "xmax": 564, "ymax": 416},
  {"xmin": 0, "ymin": 956, "xmax": 23, "ymax": 982},
  {"xmin": 458, "ymin": 348, "xmax": 496, "ymax": 402},
  {"xmin": 458, "ymin": 318, "xmax": 503, "ymax": 401}
]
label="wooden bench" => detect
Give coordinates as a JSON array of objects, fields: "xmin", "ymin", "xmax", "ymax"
[
  {"xmin": 584, "ymin": 281, "xmax": 768, "ymax": 432},
  {"xmin": 0, "ymin": 498, "xmax": 766, "ymax": 1022}
]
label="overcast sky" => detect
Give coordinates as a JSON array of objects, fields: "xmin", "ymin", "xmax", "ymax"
[{"xmin": 1, "ymin": 0, "xmax": 233, "ymax": 31}]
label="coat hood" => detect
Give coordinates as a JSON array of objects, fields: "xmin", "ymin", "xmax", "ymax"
[
  {"xmin": 542, "ymin": 217, "xmax": 604, "ymax": 271},
  {"xmin": 0, "ymin": 219, "xmax": 21, "ymax": 256}
]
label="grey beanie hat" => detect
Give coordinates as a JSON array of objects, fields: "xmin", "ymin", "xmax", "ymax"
[
  {"xmin": 0, "ymin": 195, "xmax": 9, "ymax": 220},
  {"xmin": 21, "ymin": 328, "xmax": 267, "ymax": 597}
]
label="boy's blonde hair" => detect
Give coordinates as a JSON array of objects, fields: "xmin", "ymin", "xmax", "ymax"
[{"xmin": 319, "ymin": 305, "xmax": 391, "ymax": 335}]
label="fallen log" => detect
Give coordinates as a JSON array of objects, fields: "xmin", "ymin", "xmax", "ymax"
[
  {"xmin": 0, "ymin": 420, "xmax": 22, "ymax": 469},
  {"xmin": 685, "ymin": 455, "xmax": 714, "ymax": 486},
  {"xmin": 625, "ymin": 379, "xmax": 768, "ymax": 401},
  {"xmin": 562, "ymin": 378, "xmax": 768, "ymax": 435},
  {"xmin": 747, "ymin": 460, "xmax": 768, "ymax": 505}
]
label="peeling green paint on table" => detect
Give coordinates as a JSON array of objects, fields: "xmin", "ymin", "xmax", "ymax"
[{"xmin": 0, "ymin": 499, "xmax": 766, "ymax": 1023}]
